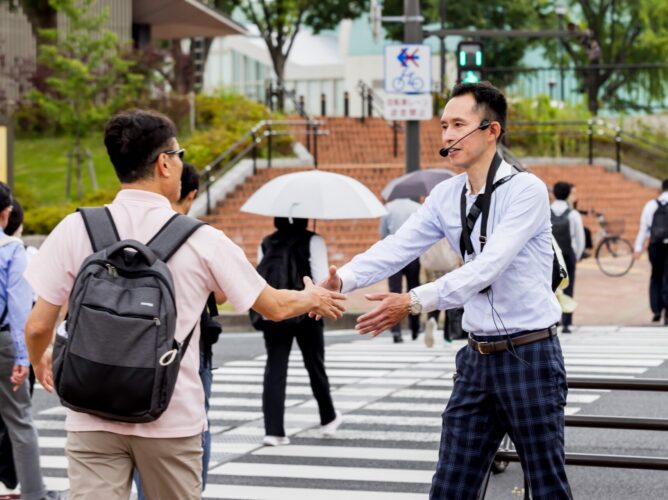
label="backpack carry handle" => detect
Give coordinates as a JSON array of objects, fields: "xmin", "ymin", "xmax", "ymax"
[{"xmin": 105, "ymin": 240, "xmax": 157, "ymax": 267}]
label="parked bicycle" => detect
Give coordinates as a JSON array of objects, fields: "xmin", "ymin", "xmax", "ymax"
[{"xmin": 589, "ymin": 210, "xmax": 635, "ymax": 277}]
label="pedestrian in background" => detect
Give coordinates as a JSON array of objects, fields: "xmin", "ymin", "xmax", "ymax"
[
  {"xmin": 380, "ymin": 198, "xmax": 422, "ymax": 343},
  {"xmin": 0, "ymin": 184, "xmax": 59, "ymax": 500},
  {"xmin": 252, "ymin": 217, "xmax": 341, "ymax": 447},
  {"xmin": 550, "ymin": 182, "xmax": 585, "ymax": 333},
  {"xmin": 420, "ymin": 238, "xmax": 462, "ymax": 347},
  {"xmin": 634, "ymin": 179, "xmax": 668, "ymax": 323}
]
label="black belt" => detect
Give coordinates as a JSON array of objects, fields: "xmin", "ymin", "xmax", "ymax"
[{"xmin": 467, "ymin": 325, "xmax": 558, "ymax": 355}]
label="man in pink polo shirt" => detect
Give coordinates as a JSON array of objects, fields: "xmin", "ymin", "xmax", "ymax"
[{"xmin": 22, "ymin": 109, "xmax": 346, "ymax": 500}]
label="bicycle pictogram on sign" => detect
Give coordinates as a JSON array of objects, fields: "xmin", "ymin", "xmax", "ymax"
[{"xmin": 384, "ymin": 44, "xmax": 431, "ymax": 95}]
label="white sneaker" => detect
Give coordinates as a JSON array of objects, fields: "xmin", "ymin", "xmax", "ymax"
[
  {"xmin": 263, "ymin": 435, "xmax": 290, "ymax": 446},
  {"xmin": 424, "ymin": 317, "xmax": 436, "ymax": 348},
  {"xmin": 321, "ymin": 411, "xmax": 343, "ymax": 437}
]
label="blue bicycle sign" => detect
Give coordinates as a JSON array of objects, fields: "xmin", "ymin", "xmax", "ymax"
[{"xmin": 384, "ymin": 44, "xmax": 431, "ymax": 95}]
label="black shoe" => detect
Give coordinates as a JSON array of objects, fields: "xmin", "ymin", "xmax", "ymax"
[
  {"xmin": 562, "ymin": 326, "xmax": 572, "ymax": 334},
  {"xmin": 393, "ymin": 334, "xmax": 404, "ymax": 343},
  {"xmin": 411, "ymin": 331, "xmax": 419, "ymax": 340},
  {"xmin": 652, "ymin": 313, "xmax": 661, "ymax": 322}
]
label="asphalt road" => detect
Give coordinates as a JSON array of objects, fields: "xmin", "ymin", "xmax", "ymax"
[{"xmin": 24, "ymin": 327, "xmax": 668, "ymax": 499}]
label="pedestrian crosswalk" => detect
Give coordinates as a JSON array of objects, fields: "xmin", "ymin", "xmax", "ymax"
[{"xmin": 22, "ymin": 326, "xmax": 668, "ymax": 498}]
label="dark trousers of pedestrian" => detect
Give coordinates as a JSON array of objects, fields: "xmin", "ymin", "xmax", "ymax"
[
  {"xmin": 561, "ymin": 253, "xmax": 576, "ymax": 328},
  {"xmin": 263, "ymin": 321, "xmax": 336, "ymax": 437},
  {"xmin": 648, "ymin": 242, "xmax": 668, "ymax": 321},
  {"xmin": 388, "ymin": 259, "xmax": 421, "ymax": 339},
  {"xmin": 430, "ymin": 335, "xmax": 572, "ymax": 500}
]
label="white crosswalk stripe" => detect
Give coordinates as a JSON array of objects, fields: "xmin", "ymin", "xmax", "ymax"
[{"xmin": 25, "ymin": 327, "xmax": 668, "ymax": 498}]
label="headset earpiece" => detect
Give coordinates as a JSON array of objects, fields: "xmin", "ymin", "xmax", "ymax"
[{"xmin": 479, "ymin": 119, "xmax": 491, "ymax": 130}]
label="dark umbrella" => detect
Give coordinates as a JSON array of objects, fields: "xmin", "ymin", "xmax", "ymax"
[{"xmin": 381, "ymin": 168, "xmax": 456, "ymax": 201}]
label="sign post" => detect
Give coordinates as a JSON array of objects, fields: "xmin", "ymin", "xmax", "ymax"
[{"xmin": 0, "ymin": 116, "xmax": 13, "ymax": 187}]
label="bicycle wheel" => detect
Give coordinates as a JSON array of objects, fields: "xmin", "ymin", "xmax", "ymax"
[{"xmin": 596, "ymin": 236, "xmax": 634, "ymax": 277}]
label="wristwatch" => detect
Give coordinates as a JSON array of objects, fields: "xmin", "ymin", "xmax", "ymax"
[{"xmin": 408, "ymin": 290, "xmax": 422, "ymax": 316}]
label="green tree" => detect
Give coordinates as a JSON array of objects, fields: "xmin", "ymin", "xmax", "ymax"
[
  {"xmin": 29, "ymin": 0, "xmax": 143, "ymax": 199},
  {"xmin": 382, "ymin": 0, "xmax": 543, "ymax": 89},
  {"xmin": 228, "ymin": 0, "xmax": 368, "ymax": 111},
  {"xmin": 552, "ymin": 0, "xmax": 668, "ymax": 114}
]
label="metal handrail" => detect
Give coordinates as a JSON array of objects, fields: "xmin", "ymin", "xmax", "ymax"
[
  {"xmin": 356, "ymin": 80, "xmax": 403, "ymax": 158},
  {"xmin": 201, "ymin": 119, "xmax": 325, "ymax": 215},
  {"xmin": 481, "ymin": 376, "xmax": 668, "ymax": 498}
]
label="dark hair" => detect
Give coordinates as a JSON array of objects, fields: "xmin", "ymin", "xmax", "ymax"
[
  {"xmin": 553, "ymin": 181, "xmax": 572, "ymax": 201},
  {"xmin": 450, "ymin": 81, "xmax": 507, "ymax": 139},
  {"xmin": 179, "ymin": 162, "xmax": 200, "ymax": 202},
  {"xmin": 104, "ymin": 109, "xmax": 177, "ymax": 183},
  {"xmin": 5, "ymin": 199, "xmax": 23, "ymax": 236},
  {"xmin": 0, "ymin": 182, "xmax": 12, "ymax": 212},
  {"xmin": 274, "ymin": 217, "xmax": 308, "ymax": 231},
  {"xmin": 662, "ymin": 179, "xmax": 668, "ymax": 191}
]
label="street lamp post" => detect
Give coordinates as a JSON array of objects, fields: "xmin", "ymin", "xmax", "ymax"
[{"xmin": 556, "ymin": 3, "xmax": 567, "ymax": 102}]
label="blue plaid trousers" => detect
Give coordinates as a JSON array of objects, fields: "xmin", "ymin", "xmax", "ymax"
[{"xmin": 430, "ymin": 335, "xmax": 572, "ymax": 499}]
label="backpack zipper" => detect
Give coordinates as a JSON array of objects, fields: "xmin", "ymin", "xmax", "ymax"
[
  {"xmin": 86, "ymin": 260, "xmax": 176, "ymax": 309},
  {"xmin": 83, "ymin": 303, "xmax": 160, "ymax": 323}
]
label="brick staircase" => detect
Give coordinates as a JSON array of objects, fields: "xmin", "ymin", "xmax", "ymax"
[{"xmin": 205, "ymin": 117, "xmax": 657, "ymax": 267}]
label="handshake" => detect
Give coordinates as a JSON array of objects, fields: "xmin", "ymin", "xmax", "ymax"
[
  {"xmin": 305, "ymin": 266, "xmax": 412, "ymax": 338},
  {"xmin": 303, "ymin": 265, "xmax": 345, "ymax": 321}
]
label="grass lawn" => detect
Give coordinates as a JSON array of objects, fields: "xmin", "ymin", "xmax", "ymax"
[{"xmin": 14, "ymin": 135, "xmax": 120, "ymax": 206}]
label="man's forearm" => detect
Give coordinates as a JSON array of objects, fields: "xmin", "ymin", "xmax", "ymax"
[
  {"xmin": 25, "ymin": 324, "xmax": 53, "ymax": 365},
  {"xmin": 254, "ymin": 287, "xmax": 313, "ymax": 322}
]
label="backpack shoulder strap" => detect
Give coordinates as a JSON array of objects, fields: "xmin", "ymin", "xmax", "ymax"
[
  {"xmin": 147, "ymin": 214, "xmax": 206, "ymax": 262},
  {"xmin": 78, "ymin": 207, "xmax": 120, "ymax": 252}
]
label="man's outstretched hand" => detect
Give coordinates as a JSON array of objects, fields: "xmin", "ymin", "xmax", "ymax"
[
  {"xmin": 303, "ymin": 276, "xmax": 347, "ymax": 320},
  {"xmin": 356, "ymin": 292, "xmax": 410, "ymax": 336},
  {"xmin": 310, "ymin": 266, "xmax": 344, "ymax": 320},
  {"xmin": 319, "ymin": 265, "xmax": 342, "ymax": 292}
]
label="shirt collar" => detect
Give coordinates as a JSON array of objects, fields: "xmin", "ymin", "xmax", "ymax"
[
  {"xmin": 551, "ymin": 199, "xmax": 570, "ymax": 209},
  {"xmin": 659, "ymin": 192, "xmax": 668, "ymax": 202},
  {"xmin": 464, "ymin": 159, "xmax": 513, "ymax": 195},
  {"xmin": 113, "ymin": 189, "xmax": 172, "ymax": 209}
]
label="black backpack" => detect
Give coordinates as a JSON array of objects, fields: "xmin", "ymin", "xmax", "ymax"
[
  {"xmin": 249, "ymin": 230, "xmax": 314, "ymax": 330},
  {"xmin": 651, "ymin": 200, "xmax": 668, "ymax": 244},
  {"xmin": 551, "ymin": 208, "xmax": 574, "ymax": 259},
  {"xmin": 52, "ymin": 207, "xmax": 204, "ymax": 423}
]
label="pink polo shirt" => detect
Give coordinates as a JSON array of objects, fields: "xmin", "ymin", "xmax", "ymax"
[{"xmin": 24, "ymin": 189, "xmax": 266, "ymax": 438}]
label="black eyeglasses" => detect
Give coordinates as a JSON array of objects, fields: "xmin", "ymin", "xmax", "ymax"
[{"xmin": 152, "ymin": 148, "xmax": 185, "ymax": 163}]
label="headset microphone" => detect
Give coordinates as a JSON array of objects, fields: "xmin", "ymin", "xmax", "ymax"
[{"xmin": 439, "ymin": 120, "xmax": 491, "ymax": 157}]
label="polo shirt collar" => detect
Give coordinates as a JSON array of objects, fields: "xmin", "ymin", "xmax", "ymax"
[{"xmin": 113, "ymin": 189, "xmax": 172, "ymax": 209}]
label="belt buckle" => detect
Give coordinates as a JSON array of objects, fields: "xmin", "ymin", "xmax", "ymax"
[{"xmin": 477, "ymin": 341, "xmax": 493, "ymax": 355}]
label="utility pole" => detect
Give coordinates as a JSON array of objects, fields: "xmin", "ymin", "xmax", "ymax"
[
  {"xmin": 404, "ymin": 0, "xmax": 422, "ymax": 174},
  {"xmin": 439, "ymin": 0, "xmax": 446, "ymax": 94}
]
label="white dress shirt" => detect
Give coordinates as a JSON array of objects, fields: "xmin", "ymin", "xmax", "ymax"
[
  {"xmin": 339, "ymin": 160, "xmax": 561, "ymax": 336},
  {"xmin": 634, "ymin": 192, "xmax": 668, "ymax": 253},
  {"xmin": 257, "ymin": 234, "xmax": 329, "ymax": 284},
  {"xmin": 550, "ymin": 199, "xmax": 586, "ymax": 259}
]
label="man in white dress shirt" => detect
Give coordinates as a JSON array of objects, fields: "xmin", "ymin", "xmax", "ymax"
[
  {"xmin": 319, "ymin": 82, "xmax": 571, "ymax": 499},
  {"xmin": 634, "ymin": 179, "xmax": 668, "ymax": 323}
]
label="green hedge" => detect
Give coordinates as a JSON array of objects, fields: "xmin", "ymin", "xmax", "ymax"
[{"xmin": 17, "ymin": 92, "xmax": 295, "ymax": 234}]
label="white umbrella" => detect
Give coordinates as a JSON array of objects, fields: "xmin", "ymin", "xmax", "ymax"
[{"xmin": 241, "ymin": 170, "xmax": 387, "ymax": 219}]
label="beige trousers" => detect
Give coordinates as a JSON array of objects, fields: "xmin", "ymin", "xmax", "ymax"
[{"xmin": 65, "ymin": 431, "xmax": 202, "ymax": 500}]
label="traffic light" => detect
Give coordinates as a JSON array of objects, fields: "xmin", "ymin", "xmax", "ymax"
[{"xmin": 457, "ymin": 41, "xmax": 484, "ymax": 84}]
